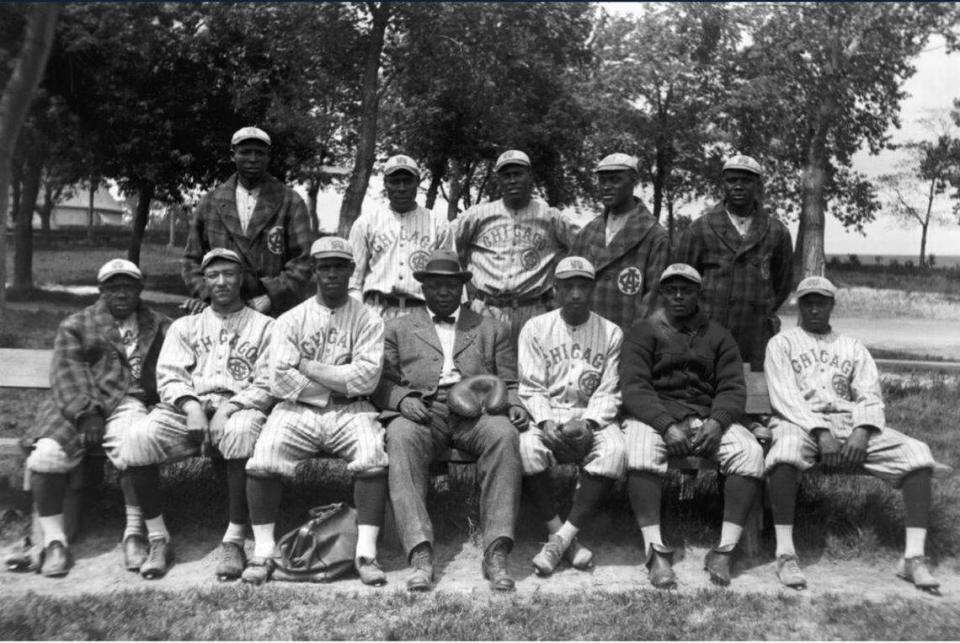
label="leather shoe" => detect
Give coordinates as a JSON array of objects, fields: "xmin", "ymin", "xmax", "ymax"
[
  {"xmin": 704, "ymin": 544, "xmax": 735, "ymax": 586},
  {"xmin": 645, "ymin": 543, "xmax": 676, "ymax": 589},
  {"xmin": 563, "ymin": 537, "xmax": 594, "ymax": 570},
  {"xmin": 356, "ymin": 557, "xmax": 387, "ymax": 587},
  {"xmin": 123, "ymin": 534, "xmax": 148, "ymax": 572},
  {"xmin": 241, "ymin": 556, "xmax": 275, "ymax": 585},
  {"xmin": 40, "ymin": 540, "xmax": 72, "ymax": 578},
  {"xmin": 897, "ymin": 556, "xmax": 940, "ymax": 591},
  {"xmin": 481, "ymin": 539, "xmax": 515, "ymax": 592},
  {"xmin": 215, "ymin": 541, "xmax": 246, "ymax": 581},
  {"xmin": 140, "ymin": 537, "xmax": 174, "ymax": 580},
  {"xmin": 406, "ymin": 543, "xmax": 434, "ymax": 592}
]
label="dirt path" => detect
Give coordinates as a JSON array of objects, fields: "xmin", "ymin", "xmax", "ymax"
[{"xmin": 3, "ymin": 526, "xmax": 958, "ymax": 605}]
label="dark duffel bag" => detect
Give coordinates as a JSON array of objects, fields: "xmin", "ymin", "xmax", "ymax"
[{"xmin": 273, "ymin": 502, "xmax": 358, "ymax": 583}]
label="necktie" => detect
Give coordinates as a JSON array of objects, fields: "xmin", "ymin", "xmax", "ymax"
[{"xmin": 433, "ymin": 314, "xmax": 455, "ymax": 325}]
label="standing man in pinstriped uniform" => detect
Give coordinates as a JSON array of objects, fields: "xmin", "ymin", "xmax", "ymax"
[
  {"xmin": 570, "ymin": 153, "xmax": 668, "ymax": 330},
  {"xmin": 454, "ymin": 149, "xmax": 576, "ymax": 346},
  {"xmin": 517, "ymin": 257, "xmax": 627, "ymax": 576},
  {"xmin": 620, "ymin": 264, "xmax": 764, "ymax": 589},
  {"xmin": 348, "ymin": 154, "xmax": 451, "ymax": 320},
  {"xmin": 121, "ymin": 249, "xmax": 275, "ymax": 581},
  {"xmin": 242, "ymin": 237, "xmax": 390, "ymax": 587}
]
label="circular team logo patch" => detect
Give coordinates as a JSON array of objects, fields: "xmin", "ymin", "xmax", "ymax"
[
  {"xmin": 267, "ymin": 225, "xmax": 285, "ymax": 255},
  {"xmin": 617, "ymin": 267, "xmax": 642, "ymax": 295},
  {"xmin": 227, "ymin": 357, "xmax": 253, "ymax": 381},
  {"xmin": 408, "ymin": 250, "xmax": 430, "ymax": 272},
  {"xmin": 521, "ymin": 249, "xmax": 540, "ymax": 270},
  {"xmin": 578, "ymin": 370, "xmax": 601, "ymax": 397},
  {"xmin": 831, "ymin": 374, "xmax": 850, "ymax": 398}
]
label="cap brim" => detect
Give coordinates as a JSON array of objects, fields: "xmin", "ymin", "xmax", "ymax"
[
  {"xmin": 797, "ymin": 288, "xmax": 835, "ymax": 298},
  {"xmin": 99, "ymin": 270, "xmax": 142, "ymax": 283},
  {"xmin": 312, "ymin": 252, "xmax": 354, "ymax": 261},
  {"xmin": 384, "ymin": 167, "xmax": 419, "ymax": 177},
  {"xmin": 495, "ymin": 161, "xmax": 530, "ymax": 172},
  {"xmin": 555, "ymin": 271, "xmax": 595, "ymax": 281},
  {"xmin": 413, "ymin": 270, "xmax": 472, "ymax": 283}
]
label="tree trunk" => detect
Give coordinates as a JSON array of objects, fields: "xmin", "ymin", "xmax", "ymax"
[
  {"xmin": 128, "ymin": 182, "xmax": 154, "ymax": 266},
  {"xmin": 87, "ymin": 177, "xmax": 96, "ymax": 241},
  {"xmin": 39, "ymin": 183, "xmax": 53, "ymax": 245},
  {"xmin": 12, "ymin": 151, "xmax": 42, "ymax": 295},
  {"xmin": 337, "ymin": 3, "xmax": 390, "ymax": 237},
  {"xmin": 0, "ymin": 4, "xmax": 58, "ymax": 316},
  {"xmin": 424, "ymin": 159, "xmax": 444, "ymax": 210},
  {"xmin": 446, "ymin": 159, "xmax": 464, "ymax": 222},
  {"xmin": 306, "ymin": 177, "xmax": 320, "ymax": 233},
  {"xmin": 799, "ymin": 140, "xmax": 828, "ymax": 279}
]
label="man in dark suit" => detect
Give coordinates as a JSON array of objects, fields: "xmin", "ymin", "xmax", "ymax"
[
  {"xmin": 373, "ymin": 249, "xmax": 528, "ymax": 593},
  {"xmin": 181, "ymin": 126, "xmax": 316, "ymax": 317}
]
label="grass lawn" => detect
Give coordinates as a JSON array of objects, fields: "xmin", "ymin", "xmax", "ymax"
[{"xmin": 3, "ymin": 586, "xmax": 960, "ymax": 640}]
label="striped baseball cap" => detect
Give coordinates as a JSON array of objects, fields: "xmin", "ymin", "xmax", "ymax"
[
  {"xmin": 555, "ymin": 256, "xmax": 596, "ymax": 281},
  {"xmin": 795, "ymin": 276, "xmax": 837, "ymax": 299},
  {"xmin": 722, "ymin": 154, "xmax": 762, "ymax": 177},
  {"xmin": 231, "ymin": 126, "xmax": 271, "ymax": 147},
  {"xmin": 659, "ymin": 263, "xmax": 702, "ymax": 285},
  {"xmin": 311, "ymin": 236, "xmax": 354, "ymax": 261},
  {"xmin": 495, "ymin": 150, "xmax": 531, "ymax": 172},
  {"xmin": 97, "ymin": 259, "xmax": 142, "ymax": 283},
  {"xmin": 200, "ymin": 248, "xmax": 243, "ymax": 271},
  {"xmin": 384, "ymin": 154, "xmax": 420, "ymax": 178},
  {"xmin": 595, "ymin": 153, "xmax": 638, "ymax": 173}
]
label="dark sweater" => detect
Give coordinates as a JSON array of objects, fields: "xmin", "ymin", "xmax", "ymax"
[{"xmin": 620, "ymin": 308, "xmax": 745, "ymax": 433}]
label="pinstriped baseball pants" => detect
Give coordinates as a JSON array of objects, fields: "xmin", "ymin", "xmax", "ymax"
[
  {"xmin": 765, "ymin": 419, "xmax": 935, "ymax": 487},
  {"xmin": 520, "ymin": 420, "xmax": 627, "ymax": 478}
]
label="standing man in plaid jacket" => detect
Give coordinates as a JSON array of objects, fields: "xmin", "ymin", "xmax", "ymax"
[
  {"xmin": 676, "ymin": 154, "xmax": 793, "ymax": 370},
  {"xmin": 182, "ymin": 126, "xmax": 316, "ymax": 317},
  {"xmin": 570, "ymin": 153, "xmax": 668, "ymax": 330},
  {"xmin": 20, "ymin": 260, "xmax": 170, "ymax": 577}
]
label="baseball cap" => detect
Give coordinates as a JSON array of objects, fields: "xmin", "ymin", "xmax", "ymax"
[
  {"xmin": 659, "ymin": 263, "xmax": 702, "ymax": 286},
  {"xmin": 200, "ymin": 248, "xmax": 243, "ymax": 272},
  {"xmin": 595, "ymin": 153, "xmax": 638, "ymax": 173},
  {"xmin": 231, "ymin": 126, "xmax": 271, "ymax": 147},
  {"xmin": 384, "ymin": 154, "xmax": 420, "ymax": 179},
  {"xmin": 554, "ymin": 256, "xmax": 596, "ymax": 281},
  {"xmin": 795, "ymin": 276, "xmax": 837, "ymax": 299},
  {"xmin": 722, "ymin": 154, "xmax": 762, "ymax": 177},
  {"xmin": 495, "ymin": 150, "xmax": 531, "ymax": 172},
  {"xmin": 97, "ymin": 259, "xmax": 143, "ymax": 284},
  {"xmin": 413, "ymin": 249, "xmax": 472, "ymax": 283},
  {"xmin": 310, "ymin": 236, "xmax": 354, "ymax": 261}
]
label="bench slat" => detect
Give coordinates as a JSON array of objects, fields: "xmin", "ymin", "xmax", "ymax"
[{"xmin": 0, "ymin": 348, "xmax": 53, "ymax": 388}]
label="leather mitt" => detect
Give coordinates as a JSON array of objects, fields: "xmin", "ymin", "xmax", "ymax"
[
  {"xmin": 556, "ymin": 419, "xmax": 594, "ymax": 464},
  {"xmin": 446, "ymin": 374, "xmax": 510, "ymax": 418}
]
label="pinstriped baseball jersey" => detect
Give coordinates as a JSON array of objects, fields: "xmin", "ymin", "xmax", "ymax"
[
  {"xmin": 270, "ymin": 296, "xmax": 384, "ymax": 407},
  {"xmin": 348, "ymin": 204, "xmax": 452, "ymax": 301},
  {"xmin": 764, "ymin": 327, "xmax": 885, "ymax": 438},
  {"xmin": 518, "ymin": 310, "xmax": 622, "ymax": 428},
  {"xmin": 157, "ymin": 306, "xmax": 274, "ymax": 411},
  {"xmin": 455, "ymin": 199, "xmax": 574, "ymax": 298}
]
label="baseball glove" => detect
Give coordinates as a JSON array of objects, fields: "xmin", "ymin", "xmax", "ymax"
[
  {"xmin": 446, "ymin": 374, "xmax": 510, "ymax": 418},
  {"xmin": 556, "ymin": 419, "xmax": 594, "ymax": 464}
]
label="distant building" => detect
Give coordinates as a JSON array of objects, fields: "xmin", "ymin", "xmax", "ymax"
[{"xmin": 30, "ymin": 184, "xmax": 127, "ymax": 229}]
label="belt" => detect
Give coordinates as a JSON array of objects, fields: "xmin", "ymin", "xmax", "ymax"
[
  {"xmin": 330, "ymin": 394, "xmax": 368, "ymax": 406},
  {"xmin": 474, "ymin": 290, "xmax": 551, "ymax": 308},
  {"xmin": 365, "ymin": 291, "xmax": 426, "ymax": 309}
]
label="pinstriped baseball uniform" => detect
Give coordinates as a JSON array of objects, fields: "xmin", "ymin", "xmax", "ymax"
[
  {"xmin": 764, "ymin": 327, "xmax": 934, "ymax": 484},
  {"xmin": 623, "ymin": 417, "xmax": 764, "ymax": 477},
  {"xmin": 246, "ymin": 296, "xmax": 388, "ymax": 478},
  {"xmin": 121, "ymin": 306, "xmax": 274, "ymax": 465},
  {"xmin": 455, "ymin": 199, "xmax": 575, "ymax": 342},
  {"xmin": 518, "ymin": 310, "xmax": 626, "ymax": 478},
  {"xmin": 348, "ymin": 204, "xmax": 452, "ymax": 320}
]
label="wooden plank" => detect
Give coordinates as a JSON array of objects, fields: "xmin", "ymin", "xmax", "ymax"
[
  {"xmin": 743, "ymin": 363, "xmax": 772, "ymax": 415},
  {"xmin": 0, "ymin": 348, "xmax": 52, "ymax": 388}
]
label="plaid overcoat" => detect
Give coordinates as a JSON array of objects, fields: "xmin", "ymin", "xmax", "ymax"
[
  {"xmin": 24, "ymin": 299, "xmax": 170, "ymax": 459},
  {"xmin": 182, "ymin": 173, "xmax": 315, "ymax": 316},
  {"xmin": 675, "ymin": 202, "xmax": 794, "ymax": 369},
  {"xmin": 569, "ymin": 199, "xmax": 668, "ymax": 330}
]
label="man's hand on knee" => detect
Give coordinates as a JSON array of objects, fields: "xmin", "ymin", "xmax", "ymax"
[
  {"xmin": 815, "ymin": 429, "xmax": 842, "ymax": 469},
  {"xmin": 399, "ymin": 396, "xmax": 431, "ymax": 424},
  {"xmin": 78, "ymin": 413, "xmax": 106, "ymax": 448},
  {"xmin": 691, "ymin": 419, "xmax": 722, "ymax": 456},
  {"xmin": 183, "ymin": 400, "xmax": 210, "ymax": 445},
  {"xmin": 839, "ymin": 426, "xmax": 870, "ymax": 470},
  {"xmin": 209, "ymin": 402, "xmax": 241, "ymax": 440},
  {"xmin": 663, "ymin": 423, "xmax": 691, "ymax": 457}
]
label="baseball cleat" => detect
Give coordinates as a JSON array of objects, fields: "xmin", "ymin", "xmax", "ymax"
[
  {"xmin": 897, "ymin": 556, "xmax": 940, "ymax": 593},
  {"xmin": 776, "ymin": 554, "xmax": 807, "ymax": 589},
  {"xmin": 123, "ymin": 534, "xmax": 148, "ymax": 572},
  {"xmin": 356, "ymin": 557, "xmax": 387, "ymax": 587},
  {"xmin": 4, "ymin": 537, "xmax": 41, "ymax": 573},
  {"xmin": 40, "ymin": 541, "xmax": 72, "ymax": 578},
  {"xmin": 482, "ymin": 540, "xmax": 516, "ymax": 592},
  {"xmin": 646, "ymin": 543, "xmax": 676, "ymax": 589},
  {"xmin": 241, "ymin": 556, "xmax": 275, "ymax": 585},
  {"xmin": 405, "ymin": 544, "xmax": 434, "ymax": 592},
  {"xmin": 215, "ymin": 542, "xmax": 246, "ymax": 581},
  {"xmin": 563, "ymin": 537, "xmax": 594, "ymax": 570},
  {"xmin": 704, "ymin": 545, "xmax": 735, "ymax": 586},
  {"xmin": 532, "ymin": 534, "xmax": 566, "ymax": 576},
  {"xmin": 140, "ymin": 537, "xmax": 174, "ymax": 580}
]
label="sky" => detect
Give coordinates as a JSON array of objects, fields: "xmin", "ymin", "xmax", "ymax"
[{"xmin": 314, "ymin": 3, "xmax": 960, "ymax": 259}]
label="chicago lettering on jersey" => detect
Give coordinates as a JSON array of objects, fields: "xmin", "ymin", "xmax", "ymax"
[
  {"xmin": 477, "ymin": 224, "xmax": 547, "ymax": 250},
  {"xmin": 545, "ymin": 342, "xmax": 607, "ymax": 370},
  {"xmin": 369, "ymin": 227, "xmax": 433, "ymax": 255},
  {"xmin": 297, "ymin": 325, "xmax": 351, "ymax": 359},
  {"xmin": 789, "ymin": 348, "xmax": 854, "ymax": 376},
  {"xmin": 191, "ymin": 330, "xmax": 263, "ymax": 362}
]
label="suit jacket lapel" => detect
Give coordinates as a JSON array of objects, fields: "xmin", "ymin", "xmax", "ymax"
[
  {"xmin": 593, "ymin": 202, "xmax": 658, "ymax": 273},
  {"xmin": 215, "ymin": 175, "xmax": 246, "ymax": 242},
  {"xmin": 244, "ymin": 176, "xmax": 284, "ymax": 242},
  {"xmin": 706, "ymin": 206, "xmax": 742, "ymax": 254},
  {"xmin": 410, "ymin": 308, "xmax": 442, "ymax": 354},
  {"xmin": 91, "ymin": 299, "xmax": 127, "ymax": 363},
  {"xmin": 453, "ymin": 307, "xmax": 481, "ymax": 358},
  {"xmin": 735, "ymin": 208, "xmax": 771, "ymax": 258}
]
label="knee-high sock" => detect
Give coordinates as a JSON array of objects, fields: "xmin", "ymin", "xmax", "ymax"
[
  {"xmin": 247, "ymin": 475, "xmax": 282, "ymax": 526},
  {"xmin": 627, "ymin": 471, "xmax": 662, "ymax": 528},
  {"xmin": 902, "ymin": 468, "xmax": 932, "ymax": 558},
  {"xmin": 127, "ymin": 465, "xmax": 162, "ymax": 520},
  {"xmin": 225, "ymin": 459, "xmax": 249, "ymax": 526},
  {"xmin": 32, "ymin": 472, "xmax": 67, "ymax": 518},
  {"xmin": 722, "ymin": 475, "xmax": 760, "ymax": 526},
  {"xmin": 354, "ymin": 474, "xmax": 387, "ymax": 528},
  {"xmin": 119, "ymin": 471, "xmax": 143, "ymax": 538},
  {"xmin": 524, "ymin": 471, "xmax": 559, "ymax": 525},
  {"xmin": 768, "ymin": 464, "xmax": 800, "ymax": 556},
  {"xmin": 567, "ymin": 473, "xmax": 613, "ymax": 529}
]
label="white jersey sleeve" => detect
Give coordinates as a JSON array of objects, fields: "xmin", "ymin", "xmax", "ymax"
[{"xmin": 157, "ymin": 316, "xmax": 200, "ymax": 407}]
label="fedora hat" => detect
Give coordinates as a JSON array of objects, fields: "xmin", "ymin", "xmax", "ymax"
[{"xmin": 413, "ymin": 249, "xmax": 473, "ymax": 283}]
